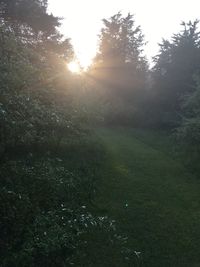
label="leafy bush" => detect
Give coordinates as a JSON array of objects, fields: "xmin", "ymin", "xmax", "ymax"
[
  {"xmin": 175, "ymin": 77, "xmax": 200, "ymax": 173},
  {"xmin": 0, "ymin": 152, "xmax": 138, "ymax": 267}
]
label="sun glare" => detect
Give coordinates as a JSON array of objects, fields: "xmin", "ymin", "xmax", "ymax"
[
  {"xmin": 78, "ymin": 54, "xmax": 93, "ymax": 71},
  {"xmin": 67, "ymin": 61, "xmax": 81, "ymax": 74}
]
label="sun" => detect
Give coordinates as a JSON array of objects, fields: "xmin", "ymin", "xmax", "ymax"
[
  {"xmin": 78, "ymin": 54, "xmax": 93, "ymax": 71},
  {"xmin": 67, "ymin": 61, "xmax": 81, "ymax": 74}
]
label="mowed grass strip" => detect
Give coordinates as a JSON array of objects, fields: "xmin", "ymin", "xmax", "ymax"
[{"xmin": 95, "ymin": 127, "xmax": 200, "ymax": 267}]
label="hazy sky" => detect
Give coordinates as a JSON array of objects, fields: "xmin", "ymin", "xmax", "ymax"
[{"xmin": 48, "ymin": 0, "xmax": 200, "ymax": 67}]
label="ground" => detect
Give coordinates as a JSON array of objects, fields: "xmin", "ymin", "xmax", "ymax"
[{"xmin": 95, "ymin": 127, "xmax": 200, "ymax": 267}]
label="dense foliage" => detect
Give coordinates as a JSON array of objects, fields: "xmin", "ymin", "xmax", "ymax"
[
  {"xmin": 175, "ymin": 77, "xmax": 200, "ymax": 172},
  {"xmin": 148, "ymin": 21, "xmax": 200, "ymax": 173},
  {"xmin": 1, "ymin": 1, "xmax": 200, "ymax": 266},
  {"xmin": 0, "ymin": 2, "xmax": 137, "ymax": 266},
  {"xmin": 90, "ymin": 12, "xmax": 148, "ymax": 125},
  {"xmin": 151, "ymin": 21, "xmax": 200, "ymax": 127}
]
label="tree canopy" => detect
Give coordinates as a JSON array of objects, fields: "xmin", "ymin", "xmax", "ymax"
[{"xmin": 152, "ymin": 20, "xmax": 200, "ymax": 126}]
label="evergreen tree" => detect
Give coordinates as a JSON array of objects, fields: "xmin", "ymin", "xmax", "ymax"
[
  {"xmin": 0, "ymin": 0, "xmax": 59, "ymax": 36},
  {"xmin": 93, "ymin": 12, "xmax": 146, "ymax": 91},
  {"xmin": 152, "ymin": 20, "xmax": 200, "ymax": 127},
  {"xmin": 91, "ymin": 12, "xmax": 147, "ymax": 124}
]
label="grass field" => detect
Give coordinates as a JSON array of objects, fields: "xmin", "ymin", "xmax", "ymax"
[{"xmin": 94, "ymin": 127, "xmax": 200, "ymax": 267}]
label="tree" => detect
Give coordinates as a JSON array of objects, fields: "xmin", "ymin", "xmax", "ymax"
[
  {"xmin": 90, "ymin": 12, "xmax": 147, "ymax": 124},
  {"xmin": 175, "ymin": 75, "xmax": 200, "ymax": 173},
  {"xmin": 152, "ymin": 20, "xmax": 200, "ymax": 127},
  {"xmin": 93, "ymin": 12, "xmax": 146, "ymax": 88},
  {"xmin": 0, "ymin": 0, "xmax": 60, "ymax": 36},
  {"xmin": 0, "ymin": 0, "xmax": 74, "ymax": 158}
]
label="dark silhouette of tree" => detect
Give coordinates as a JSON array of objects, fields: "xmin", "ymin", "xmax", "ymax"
[
  {"xmin": 90, "ymin": 12, "xmax": 147, "ymax": 124},
  {"xmin": 93, "ymin": 12, "xmax": 147, "ymax": 90},
  {"xmin": 0, "ymin": 0, "xmax": 59, "ymax": 36},
  {"xmin": 152, "ymin": 20, "xmax": 200, "ymax": 127}
]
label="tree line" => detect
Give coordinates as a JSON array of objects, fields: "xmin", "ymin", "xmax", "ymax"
[
  {"xmin": 89, "ymin": 13, "xmax": 200, "ymax": 172},
  {"xmin": 1, "ymin": 1, "xmax": 200, "ymax": 266}
]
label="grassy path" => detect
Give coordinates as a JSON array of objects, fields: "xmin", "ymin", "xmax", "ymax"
[{"xmin": 95, "ymin": 128, "xmax": 200, "ymax": 267}]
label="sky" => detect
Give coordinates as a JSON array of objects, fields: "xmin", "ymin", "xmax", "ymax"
[{"xmin": 48, "ymin": 0, "xmax": 200, "ymax": 67}]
